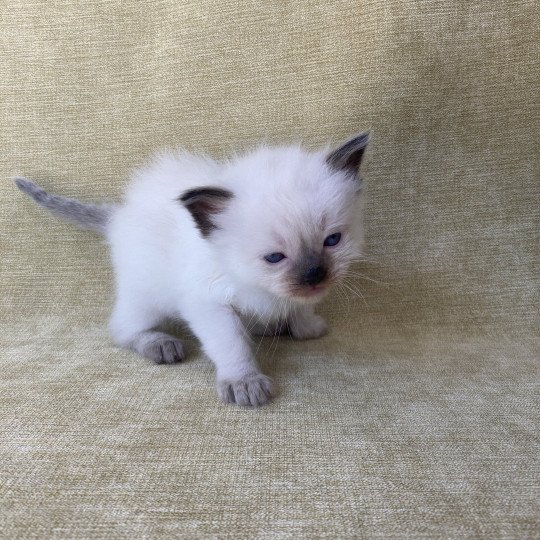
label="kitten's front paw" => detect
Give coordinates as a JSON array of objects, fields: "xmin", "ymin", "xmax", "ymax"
[
  {"xmin": 289, "ymin": 314, "xmax": 328, "ymax": 340},
  {"xmin": 217, "ymin": 373, "xmax": 273, "ymax": 407}
]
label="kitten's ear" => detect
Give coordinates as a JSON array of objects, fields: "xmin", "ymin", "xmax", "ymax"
[
  {"xmin": 178, "ymin": 187, "xmax": 233, "ymax": 237},
  {"xmin": 326, "ymin": 131, "xmax": 371, "ymax": 178}
]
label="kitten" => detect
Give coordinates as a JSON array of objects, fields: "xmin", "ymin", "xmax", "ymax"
[{"xmin": 14, "ymin": 132, "xmax": 370, "ymax": 406}]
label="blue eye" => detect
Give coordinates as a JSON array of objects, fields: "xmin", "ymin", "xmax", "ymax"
[
  {"xmin": 264, "ymin": 252, "xmax": 286, "ymax": 264},
  {"xmin": 324, "ymin": 233, "xmax": 341, "ymax": 247}
]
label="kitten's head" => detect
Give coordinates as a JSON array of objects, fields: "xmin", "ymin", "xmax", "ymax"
[{"xmin": 180, "ymin": 132, "xmax": 369, "ymax": 303}]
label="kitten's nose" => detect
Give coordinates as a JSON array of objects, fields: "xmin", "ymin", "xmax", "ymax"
[{"xmin": 303, "ymin": 266, "xmax": 327, "ymax": 286}]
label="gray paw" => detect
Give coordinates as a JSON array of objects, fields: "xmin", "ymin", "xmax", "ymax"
[
  {"xmin": 142, "ymin": 335, "xmax": 184, "ymax": 364},
  {"xmin": 217, "ymin": 373, "xmax": 273, "ymax": 407}
]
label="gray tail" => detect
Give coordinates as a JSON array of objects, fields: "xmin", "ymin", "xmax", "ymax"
[{"xmin": 14, "ymin": 177, "xmax": 116, "ymax": 234}]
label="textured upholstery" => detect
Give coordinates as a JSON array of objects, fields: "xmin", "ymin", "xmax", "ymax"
[{"xmin": 1, "ymin": 1, "xmax": 538, "ymax": 537}]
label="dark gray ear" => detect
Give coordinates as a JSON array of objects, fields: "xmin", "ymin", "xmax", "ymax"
[
  {"xmin": 326, "ymin": 131, "xmax": 371, "ymax": 177},
  {"xmin": 178, "ymin": 187, "xmax": 233, "ymax": 237}
]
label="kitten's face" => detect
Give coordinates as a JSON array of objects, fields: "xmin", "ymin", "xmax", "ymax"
[
  {"xmin": 207, "ymin": 134, "xmax": 369, "ymax": 303},
  {"xmin": 180, "ymin": 133, "xmax": 369, "ymax": 303}
]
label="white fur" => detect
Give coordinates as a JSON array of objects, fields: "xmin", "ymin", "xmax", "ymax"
[{"xmin": 105, "ymin": 142, "xmax": 365, "ymax": 405}]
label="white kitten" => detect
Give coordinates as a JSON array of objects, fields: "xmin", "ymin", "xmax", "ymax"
[{"xmin": 14, "ymin": 132, "xmax": 369, "ymax": 406}]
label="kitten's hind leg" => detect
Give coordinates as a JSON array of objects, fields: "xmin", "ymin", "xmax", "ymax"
[
  {"xmin": 287, "ymin": 305, "xmax": 327, "ymax": 340},
  {"xmin": 109, "ymin": 301, "xmax": 184, "ymax": 364},
  {"xmin": 129, "ymin": 331, "xmax": 184, "ymax": 364},
  {"xmin": 248, "ymin": 307, "xmax": 327, "ymax": 340},
  {"xmin": 250, "ymin": 318, "xmax": 289, "ymax": 337}
]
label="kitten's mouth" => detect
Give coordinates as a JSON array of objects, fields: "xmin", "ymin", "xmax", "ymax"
[
  {"xmin": 289, "ymin": 283, "xmax": 329, "ymax": 301},
  {"xmin": 307, "ymin": 285, "xmax": 325, "ymax": 295}
]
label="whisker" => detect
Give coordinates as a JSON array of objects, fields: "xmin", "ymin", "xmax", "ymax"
[
  {"xmin": 343, "ymin": 270, "xmax": 390, "ymax": 286},
  {"xmin": 254, "ymin": 297, "xmax": 277, "ymax": 358},
  {"xmin": 244, "ymin": 309, "xmax": 260, "ymax": 334},
  {"xmin": 341, "ymin": 280, "xmax": 369, "ymax": 307},
  {"xmin": 264, "ymin": 299, "xmax": 282, "ymax": 362},
  {"xmin": 335, "ymin": 282, "xmax": 351, "ymax": 317},
  {"xmin": 263, "ymin": 297, "xmax": 289, "ymax": 363},
  {"xmin": 336, "ymin": 282, "xmax": 352, "ymax": 318}
]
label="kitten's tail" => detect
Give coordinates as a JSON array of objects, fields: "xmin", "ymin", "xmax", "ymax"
[{"xmin": 14, "ymin": 177, "xmax": 116, "ymax": 234}]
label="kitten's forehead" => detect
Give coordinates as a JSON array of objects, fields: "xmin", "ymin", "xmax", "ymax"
[
  {"xmin": 228, "ymin": 145, "xmax": 325, "ymax": 185},
  {"xmin": 222, "ymin": 144, "xmax": 358, "ymax": 240},
  {"xmin": 270, "ymin": 214, "xmax": 326, "ymax": 248}
]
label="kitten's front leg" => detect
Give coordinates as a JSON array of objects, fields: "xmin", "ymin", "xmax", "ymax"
[
  {"xmin": 183, "ymin": 303, "xmax": 273, "ymax": 406},
  {"xmin": 288, "ymin": 304, "xmax": 328, "ymax": 340}
]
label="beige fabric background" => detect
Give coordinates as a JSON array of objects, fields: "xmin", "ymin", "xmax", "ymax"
[{"xmin": 1, "ymin": 1, "xmax": 538, "ymax": 538}]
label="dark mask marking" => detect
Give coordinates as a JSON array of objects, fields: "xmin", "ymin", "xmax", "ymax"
[{"xmin": 293, "ymin": 251, "xmax": 328, "ymax": 287}]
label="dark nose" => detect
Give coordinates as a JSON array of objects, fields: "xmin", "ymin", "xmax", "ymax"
[{"xmin": 303, "ymin": 266, "xmax": 327, "ymax": 286}]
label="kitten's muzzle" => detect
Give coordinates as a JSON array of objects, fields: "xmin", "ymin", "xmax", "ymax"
[
  {"xmin": 302, "ymin": 265, "xmax": 327, "ymax": 286},
  {"xmin": 288, "ymin": 253, "xmax": 330, "ymax": 299}
]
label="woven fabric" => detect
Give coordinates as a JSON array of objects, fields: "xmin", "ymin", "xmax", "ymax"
[{"xmin": 1, "ymin": 1, "xmax": 538, "ymax": 537}]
